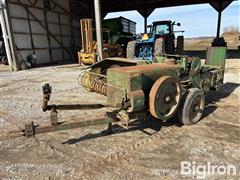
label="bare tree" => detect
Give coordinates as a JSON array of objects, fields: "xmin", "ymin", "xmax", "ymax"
[{"xmin": 223, "ymin": 25, "xmax": 239, "ymax": 33}]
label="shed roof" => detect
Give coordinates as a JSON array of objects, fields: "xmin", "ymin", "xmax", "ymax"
[{"xmin": 69, "ymin": 0, "xmax": 235, "ymax": 19}]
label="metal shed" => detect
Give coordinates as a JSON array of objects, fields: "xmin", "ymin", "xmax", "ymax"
[
  {"xmin": 0, "ymin": 0, "xmax": 236, "ymax": 71},
  {"xmin": 0, "ymin": 0, "xmax": 81, "ymax": 71}
]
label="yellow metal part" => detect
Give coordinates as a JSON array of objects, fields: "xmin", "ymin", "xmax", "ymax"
[
  {"xmin": 78, "ymin": 18, "xmax": 124, "ymax": 65},
  {"xmin": 79, "ymin": 19, "xmax": 96, "ymax": 65},
  {"xmin": 78, "ymin": 51, "xmax": 97, "ymax": 65},
  {"xmin": 142, "ymin": 34, "xmax": 149, "ymax": 41}
]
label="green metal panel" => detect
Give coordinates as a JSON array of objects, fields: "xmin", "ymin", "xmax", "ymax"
[
  {"xmin": 201, "ymin": 65, "xmax": 224, "ymax": 91},
  {"xmin": 129, "ymin": 90, "xmax": 145, "ymax": 112},
  {"xmin": 153, "ymin": 56, "xmax": 166, "ymax": 63},
  {"xmin": 206, "ymin": 47, "xmax": 227, "ymax": 68},
  {"xmin": 106, "ymin": 64, "xmax": 181, "ymax": 109}
]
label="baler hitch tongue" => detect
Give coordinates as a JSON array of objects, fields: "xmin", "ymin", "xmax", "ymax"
[
  {"xmin": 7, "ymin": 122, "xmax": 35, "ymax": 138},
  {"xmin": 8, "ymin": 116, "xmax": 114, "ymax": 138},
  {"xmin": 7, "ymin": 83, "xmax": 116, "ymax": 138}
]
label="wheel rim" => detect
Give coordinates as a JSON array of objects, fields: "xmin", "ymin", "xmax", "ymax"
[
  {"xmin": 149, "ymin": 76, "xmax": 181, "ymax": 120},
  {"xmin": 189, "ymin": 95, "xmax": 203, "ymax": 121}
]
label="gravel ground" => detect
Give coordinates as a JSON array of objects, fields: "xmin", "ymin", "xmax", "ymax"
[{"xmin": 0, "ymin": 59, "xmax": 239, "ymax": 179}]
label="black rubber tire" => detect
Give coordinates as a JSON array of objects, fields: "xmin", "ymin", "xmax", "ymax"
[
  {"xmin": 154, "ymin": 38, "xmax": 165, "ymax": 56},
  {"xmin": 165, "ymin": 35, "xmax": 175, "ymax": 54},
  {"xmin": 126, "ymin": 41, "xmax": 136, "ymax": 59},
  {"xmin": 177, "ymin": 88, "xmax": 205, "ymax": 125},
  {"xmin": 176, "ymin": 36, "xmax": 184, "ymax": 55}
]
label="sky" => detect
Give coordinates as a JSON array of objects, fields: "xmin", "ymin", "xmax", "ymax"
[{"xmin": 105, "ymin": 0, "xmax": 240, "ymax": 38}]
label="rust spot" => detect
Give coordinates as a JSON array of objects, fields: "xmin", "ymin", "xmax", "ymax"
[{"xmin": 109, "ymin": 63, "xmax": 180, "ymax": 75}]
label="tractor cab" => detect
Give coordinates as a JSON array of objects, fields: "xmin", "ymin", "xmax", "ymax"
[
  {"xmin": 142, "ymin": 20, "xmax": 179, "ymax": 41},
  {"xmin": 152, "ymin": 20, "xmax": 173, "ymax": 36},
  {"xmin": 152, "ymin": 20, "xmax": 182, "ymax": 39}
]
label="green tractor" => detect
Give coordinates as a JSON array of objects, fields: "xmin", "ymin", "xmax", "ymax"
[{"xmin": 127, "ymin": 20, "xmax": 184, "ymax": 60}]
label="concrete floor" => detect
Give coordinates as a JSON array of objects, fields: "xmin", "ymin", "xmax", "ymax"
[{"xmin": 0, "ymin": 60, "xmax": 239, "ymax": 179}]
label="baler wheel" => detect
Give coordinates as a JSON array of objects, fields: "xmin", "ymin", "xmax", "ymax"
[
  {"xmin": 149, "ymin": 76, "xmax": 181, "ymax": 120},
  {"xmin": 177, "ymin": 88, "xmax": 205, "ymax": 125}
]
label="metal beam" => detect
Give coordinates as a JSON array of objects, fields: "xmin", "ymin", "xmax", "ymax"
[
  {"xmin": 26, "ymin": 7, "xmax": 35, "ymax": 55},
  {"xmin": 144, "ymin": 17, "xmax": 147, "ymax": 33},
  {"xmin": 70, "ymin": 0, "xmax": 236, "ymax": 20},
  {"xmin": 57, "ymin": 13, "xmax": 65, "ymax": 62},
  {"xmin": 137, "ymin": 8, "xmax": 155, "ymax": 33},
  {"xmin": 8, "ymin": 0, "xmax": 69, "ymax": 16},
  {"xmin": 102, "ymin": 0, "xmax": 235, "ymax": 13},
  {"xmin": 216, "ymin": 8, "xmax": 222, "ymax": 38},
  {"xmin": 9, "ymin": 117, "xmax": 113, "ymax": 138},
  {"xmin": 94, "ymin": 0, "xmax": 103, "ymax": 61},
  {"xmin": 10, "ymin": 16, "xmax": 73, "ymax": 27},
  {"xmin": 210, "ymin": 0, "xmax": 234, "ymax": 11},
  {"xmin": 210, "ymin": 1, "xmax": 234, "ymax": 38},
  {"xmin": 43, "ymin": 7, "xmax": 53, "ymax": 62}
]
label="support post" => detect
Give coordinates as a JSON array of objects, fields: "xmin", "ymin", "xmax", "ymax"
[
  {"xmin": 0, "ymin": 8, "xmax": 13, "ymax": 70},
  {"xmin": 144, "ymin": 17, "xmax": 147, "ymax": 33},
  {"xmin": 210, "ymin": 1, "xmax": 227, "ymax": 47},
  {"xmin": 43, "ymin": 8, "xmax": 53, "ymax": 62},
  {"xmin": 94, "ymin": 0, "xmax": 103, "ymax": 61},
  {"xmin": 137, "ymin": 8, "xmax": 155, "ymax": 34},
  {"xmin": 26, "ymin": 7, "xmax": 35, "ymax": 56},
  {"xmin": 3, "ymin": 2, "xmax": 20, "ymax": 70},
  {"xmin": 216, "ymin": 3, "xmax": 222, "ymax": 38}
]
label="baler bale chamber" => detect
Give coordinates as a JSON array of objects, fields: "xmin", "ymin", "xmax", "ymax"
[
  {"xmin": 8, "ymin": 47, "xmax": 227, "ymax": 138},
  {"xmin": 106, "ymin": 64, "xmax": 182, "ymax": 119}
]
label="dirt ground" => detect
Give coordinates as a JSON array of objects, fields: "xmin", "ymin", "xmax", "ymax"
[
  {"xmin": 0, "ymin": 59, "xmax": 240, "ymax": 179},
  {"xmin": 184, "ymin": 32, "xmax": 240, "ymax": 50}
]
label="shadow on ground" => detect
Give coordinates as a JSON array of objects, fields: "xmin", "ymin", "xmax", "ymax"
[
  {"xmin": 203, "ymin": 82, "xmax": 239, "ymax": 119},
  {"xmin": 62, "ymin": 116, "xmax": 181, "ymax": 145}
]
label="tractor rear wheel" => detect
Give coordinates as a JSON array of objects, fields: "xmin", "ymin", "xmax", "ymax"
[
  {"xmin": 176, "ymin": 36, "xmax": 184, "ymax": 55},
  {"xmin": 154, "ymin": 38, "xmax": 165, "ymax": 56},
  {"xmin": 165, "ymin": 35, "xmax": 175, "ymax": 54},
  {"xmin": 127, "ymin": 41, "xmax": 136, "ymax": 59},
  {"xmin": 177, "ymin": 88, "xmax": 205, "ymax": 125}
]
